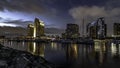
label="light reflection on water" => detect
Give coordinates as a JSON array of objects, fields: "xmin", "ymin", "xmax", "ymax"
[
  {"xmin": 3, "ymin": 40, "xmax": 120, "ymax": 68},
  {"xmin": 27, "ymin": 42, "xmax": 45, "ymax": 57}
]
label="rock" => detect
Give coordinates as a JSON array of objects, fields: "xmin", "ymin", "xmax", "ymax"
[
  {"xmin": 0, "ymin": 44, "xmax": 53, "ymax": 68},
  {"xmin": 0, "ymin": 60, "xmax": 7, "ymax": 68}
]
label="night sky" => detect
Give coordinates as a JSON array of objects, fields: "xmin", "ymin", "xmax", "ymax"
[{"xmin": 0, "ymin": 0, "xmax": 120, "ymax": 35}]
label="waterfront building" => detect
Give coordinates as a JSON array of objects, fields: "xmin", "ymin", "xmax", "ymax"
[
  {"xmin": 89, "ymin": 26, "xmax": 98, "ymax": 39},
  {"xmin": 27, "ymin": 24, "xmax": 34, "ymax": 38},
  {"xmin": 27, "ymin": 18, "xmax": 45, "ymax": 38},
  {"xmin": 113, "ymin": 23, "xmax": 120, "ymax": 36},
  {"xmin": 63, "ymin": 23, "xmax": 79, "ymax": 39},
  {"xmin": 34, "ymin": 18, "xmax": 45, "ymax": 38},
  {"xmin": 89, "ymin": 24, "xmax": 107, "ymax": 39},
  {"xmin": 87, "ymin": 17, "xmax": 107, "ymax": 39}
]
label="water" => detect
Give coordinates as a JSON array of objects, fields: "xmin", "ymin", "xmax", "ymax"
[{"xmin": 3, "ymin": 40, "xmax": 120, "ymax": 68}]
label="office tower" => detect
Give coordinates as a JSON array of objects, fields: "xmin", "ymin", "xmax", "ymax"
[
  {"xmin": 34, "ymin": 18, "xmax": 45, "ymax": 38},
  {"xmin": 27, "ymin": 18, "xmax": 45, "ymax": 38},
  {"xmin": 87, "ymin": 17, "xmax": 107, "ymax": 39},
  {"xmin": 89, "ymin": 26, "xmax": 98, "ymax": 39},
  {"xmin": 88, "ymin": 24, "xmax": 107, "ymax": 39},
  {"xmin": 65, "ymin": 24, "xmax": 79, "ymax": 39}
]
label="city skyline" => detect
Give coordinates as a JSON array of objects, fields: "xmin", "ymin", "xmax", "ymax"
[{"xmin": 0, "ymin": 0, "xmax": 120, "ymax": 35}]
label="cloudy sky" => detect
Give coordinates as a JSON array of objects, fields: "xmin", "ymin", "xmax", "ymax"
[{"xmin": 0, "ymin": 0, "xmax": 120, "ymax": 35}]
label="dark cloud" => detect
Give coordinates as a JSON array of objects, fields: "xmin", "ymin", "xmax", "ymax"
[
  {"xmin": 0, "ymin": 0, "xmax": 54, "ymax": 14},
  {"xmin": 0, "ymin": 0, "xmax": 118, "ymax": 15},
  {"xmin": 0, "ymin": 0, "xmax": 62, "ymax": 28},
  {"xmin": 0, "ymin": 0, "xmax": 59, "ymax": 14}
]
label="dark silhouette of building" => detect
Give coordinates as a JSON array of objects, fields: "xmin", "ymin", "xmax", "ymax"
[
  {"xmin": 63, "ymin": 24, "xmax": 79, "ymax": 39},
  {"xmin": 89, "ymin": 26, "xmax": 98, "ymax": 39},
  {"xmin": 113, "ymin": 23, "xmax": 120, "ymax": 35}
]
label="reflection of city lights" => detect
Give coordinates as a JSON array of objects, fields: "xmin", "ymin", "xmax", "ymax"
[
  {"xmin": 28, "ymin": 42, "xmax": 45, "ymax": 58},
  {"xmin": 73, "ymin": 44, "xmax": 78, "ymax": 55},
  {"xmin": 94, "ymin": 41, "xmax": 106, "ymax": 64},
  {"xmin": 51, "ymin": 42, "xmax": 54, "ymax": 48},
  {"xmin": 22, "ymin": 42, "xmax": 25, "ymax": 47},
  {"xmin": 100, "ymin": 42, "xmax": 106, "ymax": 52},
  {"xmin": 40, "ymin": 54, "xmax": 44, "ymax": 57},
  {"xmin": 39, "ymin": 44, "xmax": 45, "ymax": 57},
  {"xmin": 51, "ymin": 42, "xmax": 57, "ymax": 50},
  {"xmin": 72, "ymin": 44, "xmax": 78, "ymax": 58},
  {"xmin": 33, "ymin": 42, "xmax": 36, "ymax": 53},
  {"xmin": 22, "ymin": 42, "xmax": 25, "ymax": 45},
  {"xmin": 111, "ymin": 43, "xmax": 116, "ymax": 56},
  {"xmin": 10, "ymin": 41, "xmax": 13, "ymax": 46},
  {"xmin": 94, "ymin": 42, "xmax": 101, "ymax": 51},
  {"xmin": 99, "ymin": 49, "xmax": 103, "ymax": 64},
  {"xmin": 95, "ymin": 45, "xmax": 100, "ymax": 51}
]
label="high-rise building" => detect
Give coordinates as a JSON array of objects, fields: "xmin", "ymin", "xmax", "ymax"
[
  {"xmin": 27, "ymin": 24, "xmax": 34, "ymax": 38},
  {"xmin": 27, "ymin": 18, "xmax": 45, "ymax": 38},
  {"xmin": 89, "ymin": 24, "xmax": 107, "ymax": 39},
  {"xmin": 113, "ymin": 23, "xmax": 120, "ymax": 35},
  {"xmin": 87, "ymin": 17, "xmax": 107, "ymax": 39},
  {"xmin": 34, "ymin": 18, "xmax": 45, "ymax": 38},
  {"xmin": 65, "ymin": 24, "xmax": 79, "ymax": 39},
  {"xmin": 89, "ymin": 26, "xmax": 98, "ymax": 39}
]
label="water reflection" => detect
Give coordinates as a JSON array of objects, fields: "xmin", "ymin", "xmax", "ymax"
[
  {"xmin": 94, "ymin": 41, "xmax": 107, "ymax": 65},
  {"xmin": 64, "ymin": 44, "xmax": 78, "ymax": 61},
  {"xmin": 111, "ymin": 42, "xmax": 120, "ymax": 61},
  {"xmin": 27, "ymin": 42, "xmax": 45, "ymax": 57},
  {"xmin": 3, "ymin": 40, "xmax": 120, "ymax": 68},
  {"xmin": 51, "ymin": 42, "xmax": 57, "ymax": 50},
  {"xmin": 111, "ymin": 43, "xmax": 117, "ymax": 56}
]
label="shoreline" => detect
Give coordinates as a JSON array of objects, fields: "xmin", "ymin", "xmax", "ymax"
[{"xmin": 0, "ymin": 44, "xmax": 53, "ymax": 68}]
